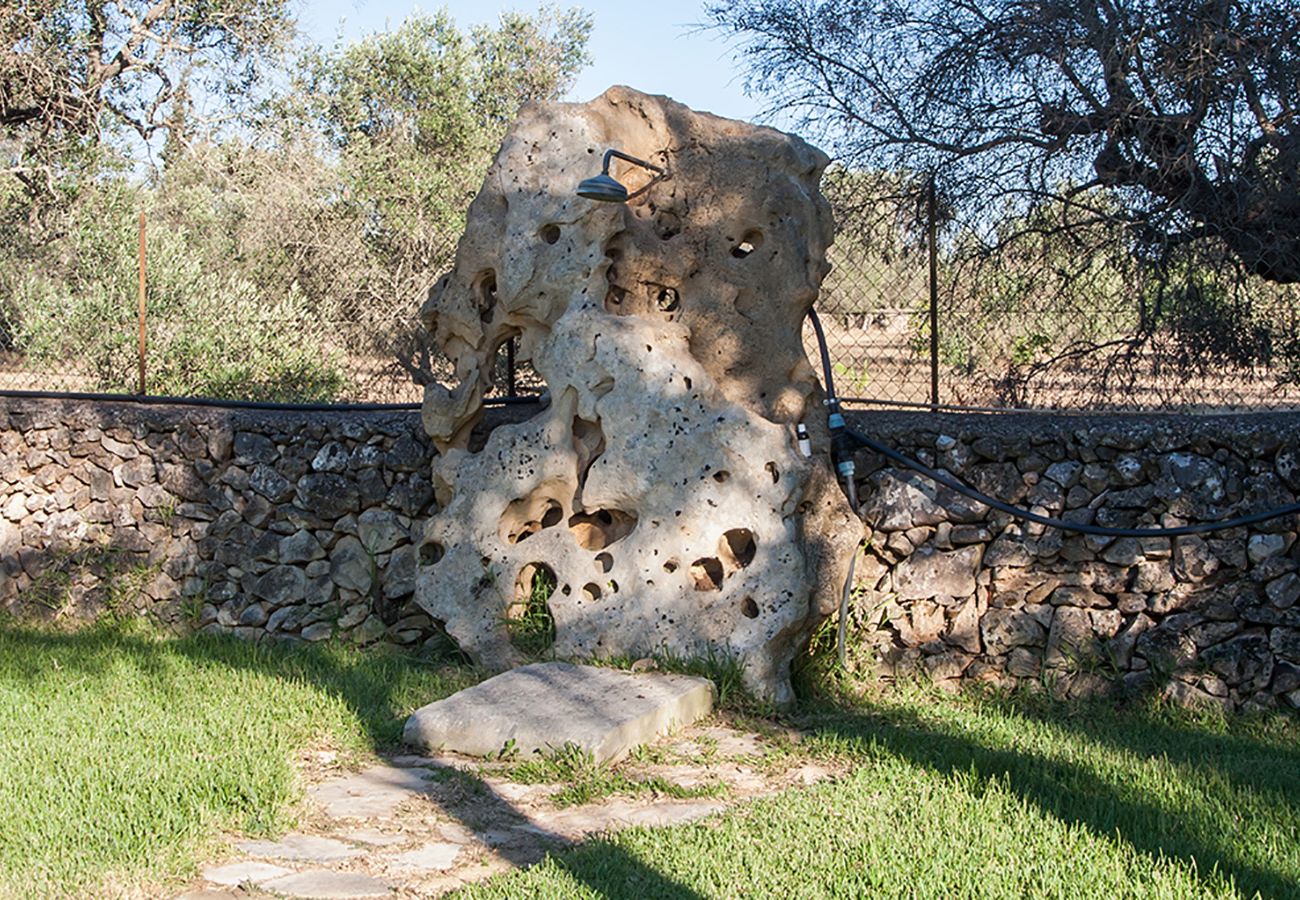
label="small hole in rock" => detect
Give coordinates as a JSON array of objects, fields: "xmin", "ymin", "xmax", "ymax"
[
  {"xmin": 582, "ymin": 582, "xmax": 602, "ymax": 602},
  {"xmin": 720, "ymin": 528, "xmax": 757, "ymax": 569},
  {"xmin": 656, "ymin": 287, "xmax": 680, "ymax": 312},
  {"xmin": 741, "ymin": 597, "xmax": 759, "ymax": 618},
  {"xmin": 502, "ymin": 496, "xmax": 563, "ymax": 545},
  {"xmin": 508, "ymin": 563, "xmax": 556, "ymax": 656},
  {"xmin": 730, "ymin": 229, "xmax": 764, "ymax": 259},
  {"xmin": 663, "ymin": 559, "xmax": 678, "ymax": 573},
  {"xmin": 689, "ymin": 557, "xmax": 724, "ymax": 591},
  {"xmin": 474, "ymin": 270, "xmax": 498, "ymax": 323},
  {"xmin": 712, "ymin": 470, "xmax": 730, "ymax": 484},
  {"xmin": 540, "ymin": 223, "xmax": 561, "ymax": 244},
  {"xmin": 608, "ymin": 579, "xmax": 619, "ymax": 593},
  {"xmin": 765, "ymin": 461, "xmax": 780, "ymax": 484},
  {"xmin": 419, "ymin": 542, "xmax": 445, "ymax": 565},
  {"xmin": 569, "ymin": 508, "xmax": 637, "ymax": 550},
  {"xmin": 655, "ymin": 210, "xmax": 682, "ymax": 240},
  {"xmin": 595, "ymin": 551, "xmax": 613, "ymax": 573}
]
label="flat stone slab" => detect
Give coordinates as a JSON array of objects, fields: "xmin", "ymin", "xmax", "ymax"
[
  {"xmin": 309, "ymin": 764, "xmax": 438, "ymax": 819},
  {"xmin": 343, "ymin": 828, "xmax": 407, "ymax": 847},
  {"xmin": 259, "ymin": 870, "xmax": 390, "ymax": 899},
  {"xmin": 387, "ymin": 842, "xmax": 462, "ymax": 872},
  {"xmin": 235, "ymin": 833, "xmax": 363, "ymax": 863},
  {"xmin": 202, "ymin": 861, "xmax": 293, "ymax": 886},
  {"xmin": 541, "ymin": 798, "xmax": 727, "ymax": 840},
  {"xmin": 403, "ymin": 662, "xmax": 715, "ymax": 764}
]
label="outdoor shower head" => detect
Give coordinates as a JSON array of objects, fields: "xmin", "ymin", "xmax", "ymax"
[
  {"xmin": 575, "ymin": 172, "xmax": 630, "ymax": 203},
  {"xmin": 576, "ymin": 149, "xmax": 665, "ymax": 202}
]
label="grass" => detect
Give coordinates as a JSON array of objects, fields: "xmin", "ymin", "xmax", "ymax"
[
  {"xmin": 494, "ymin": 742, "xmax": 727, "ymax": 808},
  {"xmin": 457, "ymin": 686, "xmax": 1300, "ymax": 899},
  {"xmin": 2, "ymin": 619, "xmax": 1299, "ymax": 899},
  {"xmin": 506, "ymin": 564, "xmax": 557, "ymax": 657},
  {"xmin": 0, "ymin": 620, "xmax": 476, "ymax": 898},
  {"xmin": 597, "ymin": 648, "xmax": 762, "ymax": 715}
]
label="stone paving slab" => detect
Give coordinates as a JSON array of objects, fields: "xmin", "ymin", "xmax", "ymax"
[
  {"xmin": 308, "ymin": 764, "xmax": 441, "ymax": 819},
  {"xmin": 235, "ymin": 833, "xmax": 363, "ymax": 863},
  {"xmin": 183, "ymin": 720, "xmax": 834, "ymax": 900},
  {"xmin": 386, "ymin": 842, "xmax": 462, "ymax": 872},
  {"xmin": 403, "ymin": 662, "xmax": 715, "ymax": 763},
  {"xmin": 259, "ymin": 869, "xmax": 390, "ymax": 899},
  {"xmin": 541, "ymin": 798, "xmax": 728, "ymax": 839},
  {"xmin": 342, "ymin": 828, "xmax": 407, "ymax": 847},
  {"xmin": 201, "ymin": 860, "xmax": 293, "ymax": 886}
]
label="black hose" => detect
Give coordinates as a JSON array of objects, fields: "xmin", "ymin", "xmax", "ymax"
[
  {"xmin": 845, "ymin": 425, "xmax": 1300, "ymax": 537},
  {"xmin": 806, "ymin": 308, "xmax": 837, "ymax": 400},
  {"xmin": 801, "ymin": 307, "xmax": 1300, "ymax": 538},
  {"xmin": 0, "ymin": 388, "xmax": 543, "ymax": 412}
]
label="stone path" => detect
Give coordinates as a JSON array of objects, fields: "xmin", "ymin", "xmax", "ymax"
[{"xmin": 174, "ymin": 721, "xmax": 834, "ymax": 899}]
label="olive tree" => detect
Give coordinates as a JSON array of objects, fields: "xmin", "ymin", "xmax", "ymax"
[
  {"xmin": 291, "ymin": 8, "xmax": 591, "ymax": 383},
  {"xmin": 709, "ymin": 0, "xmax": 1300, "ymax": 396},
  {"xmin": 709, "ymin": 0, "xmax": 1299, "ymax": 281},
  {"xmin": 2, "ymin": 0, "xmax": 294, "ymax": 199}
]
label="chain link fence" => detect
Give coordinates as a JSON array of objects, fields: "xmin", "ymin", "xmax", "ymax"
[
  {"xmin": 3, "ymin": 172, "xmax": 1298, "ymax": 411},
  {"xmin": 817, "ymin": 174, "xmax": 1300, "ymax": 412}
]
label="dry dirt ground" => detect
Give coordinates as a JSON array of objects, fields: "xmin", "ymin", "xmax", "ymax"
[{"xmin": 172, "ymin": 718, "xmax": 838, "ymax": 899}]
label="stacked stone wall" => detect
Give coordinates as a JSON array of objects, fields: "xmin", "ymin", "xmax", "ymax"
[
  {"xmin": 0, "ymin": 397, "xmax": 488, "ymax": 649},
  {"xmin": 847, "ymin": 410, "xmax": 1300, "ymax": 713},
  {"xmin": 2, "ymin": 398, "xmax": 1298, "ymax": 713}
]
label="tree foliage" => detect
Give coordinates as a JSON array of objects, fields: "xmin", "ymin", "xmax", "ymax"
[
  {"xmin": 2, "ymin": 0, "xmax": 294, "ymax": 199},
  {"xmin": 709, "ymin": 0, "xmax": 1300, "ymax": 283},
  {"xmin": 297, "ymin": 8, "xmax": 591, "ymax": 285},
  {"xmin": 1, "ymin": 5, "xmax": 591, "ymax": 401},
  {"xmin": 709, "ymin": 0, "xmax": 1300, "ymax": 394}
]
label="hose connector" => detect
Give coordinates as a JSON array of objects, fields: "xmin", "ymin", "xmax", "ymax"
[{"xmin": 826, "ymin": 396, "xmax": 857, "ymax": 482}]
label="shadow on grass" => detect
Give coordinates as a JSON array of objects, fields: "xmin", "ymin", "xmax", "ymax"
[
  {"xmin": 0, "ymin": 622, "xmax": 705, "ymax": 899},
  {"xmin": 18, "ymin": 622, "xmax": 1296, "ymax": 897},
  {"xmin": 796, "ymin": 691, "xmax": 1300, "ymax": 899}
]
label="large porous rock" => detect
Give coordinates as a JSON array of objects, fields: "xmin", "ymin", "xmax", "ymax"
[{"xmin": 413, "ymin": 87, "xmax": 860, "ymax": 706}]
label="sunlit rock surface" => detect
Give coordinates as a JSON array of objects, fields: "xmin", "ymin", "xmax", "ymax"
[{"xmin": 415, "ymin": 86, "xmax": 860, "ymax": 705}]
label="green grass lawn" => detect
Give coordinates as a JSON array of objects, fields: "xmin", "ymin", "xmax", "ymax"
[
  {"xmin": 459, "ymin": 691, "xmax": 1300, "ymax": 899},
  {"xmin": 0, "ymin": 622, "xmax": 475, "ymax": 898},
  {"xmin": 1, "ymin": 621, "xmax": 1298, "ymax": 899}
]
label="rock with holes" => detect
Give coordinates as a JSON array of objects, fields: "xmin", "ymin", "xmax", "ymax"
[{"xmin": 412, "ymin": 87, "xmax": 861, "ymax": 706}]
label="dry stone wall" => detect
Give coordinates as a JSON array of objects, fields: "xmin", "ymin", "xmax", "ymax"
[
  {"xmin": 0, "ymin": 396, "xmax": 490, "ymax": 648},
  {"xmin": 2, "ymin": 396, "xmax": 1298, "ymax": 715},
  {"xmin": 848, "ymin": 410, "xmax": 1300, "ymax": 714}
]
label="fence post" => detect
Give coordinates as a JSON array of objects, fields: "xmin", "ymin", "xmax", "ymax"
[
  {"xmin": 137, "ymin": 211, "xmax": 147, "ymax": 395},
  {"xmin": 506, "ymin": 336, "xmax": 517, "ymax": 397},
  {"xmin": 927, "ymin": 173, "xmax": 939, "ymax": 408}
]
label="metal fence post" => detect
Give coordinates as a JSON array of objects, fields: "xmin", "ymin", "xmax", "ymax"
[
  {"xmin": 506, "ymin": 336, "xmax": 517, "ymax": 397},
  {"xmin": 927, "ymin": 173, "xmax": 940, "ymax": 408},
  {"xmin": 137, "ymin": 212, "xmax": 147, "ymax": 396}
]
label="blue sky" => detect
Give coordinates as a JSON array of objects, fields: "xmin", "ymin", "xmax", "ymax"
[{"xmin": 296, "ymin": 1, "xmax": 767, "ymax": 123}]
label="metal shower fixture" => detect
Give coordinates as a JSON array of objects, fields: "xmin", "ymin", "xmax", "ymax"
[{"xmin": 576, "ymin": 149, "xmax": 666, "ymax": 202}]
